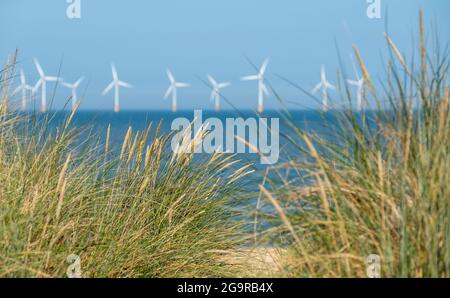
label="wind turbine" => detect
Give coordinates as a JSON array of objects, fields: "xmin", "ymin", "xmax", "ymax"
[
  {"xmin": 12, "ymin": 69, "xmax": 33, "ymax": 111},
  {"xmin": 33, "ymin": 59, "xmax": 61, "ymax": 113},
  {"xmin": 102, "ymin": 64, "xmax": 132, "ymax": 113},
  {"xmin": 241, "ymin": 58, "xmax": 269, "ymax": 113},
  {"xmin": 61, "ymin": 77, "xmax": 84, "ymax": 110},
  {"xmin": 312, "ymin": 65, "xmax": 335, "ymax": 112},
  {"xmin": 164, "ymin": 69, "xmax": 190, "ymax": 112},
  {"xmin": 348, "ymin": 55, "xmax": 364, "ymax": 111},
  {"xmin": 207, "ymin": 75, "xmax": 231, "ymax": 112}
]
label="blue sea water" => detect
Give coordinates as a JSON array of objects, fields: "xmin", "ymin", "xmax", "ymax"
[{"xmin": 49, "ymin": 109, "xmax": 331, "ymax": 146}]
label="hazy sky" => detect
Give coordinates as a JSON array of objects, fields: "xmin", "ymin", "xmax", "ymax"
[{"xmin": 1, "ymin": 0, "xmax": 449, "ymax": 110}]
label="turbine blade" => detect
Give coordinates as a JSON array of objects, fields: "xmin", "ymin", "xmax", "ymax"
[
  {"xmin": 218, "ymin": 82, "xmax": 231, "ymax": 88},
  {"xmin": 164, "ymin": 86, "xmax": 174, "ymax": 99},
  {"xmin": 349, "ymin": 53, "xmax": 360, "ymax": 80},
  {"xmin": 321, "ymin": 65, "xmax": 326, "ymax": 80},
  {"xmin": 61, "ymin": 82, "xmax": 72, "ymax": 88},
  {"xmin": 45, "ymin": 76, "xmax": 60, "ymax": 82},
  {"xmin": 175, "ymin": 82, "xmax": 190, "ymax": 88},
  {"xmin": 74, "ymin": 77, "xmax": 84, "ymax": 87},
  {"xmin": 102, "ymin": 81, "xmax": 115, "ymax": 95},
  {"xmin": 166, "ymin": 69, "xmax": 175, "ymax": 83},
  {"xmin": 241, "ymin": 75, "xmax": 259, "ymax": 81},
  {"xmin": 112, "ymin": 64, "xmax": 118, "ymax": 81},
  {"xmin": 326, "ymin": 82, "xmax": 335, "ymax": 90},
  {"xmin": 207, "ymin": 74, "xmax": 217, "ymax": 86},
  {"xmin": 312, "ymin": 82, "xmax": 322, "ymax": 94},
  {"xmin": 34, "ymin": 58, "xmax": 44, "ymax": 77},
  {"xmin": 259, "ymin": 58, "xmax": 269, "ymax": 76},
  {"xmin": 12, "ymin": 86, "xmax": 22, "ymax": 96},
  {"xmin": 33, "ymin": 80, "xmax": 43, "ymax": 93},
  {"xmin": 119, "ymin": 81, "xmax": 132, "ymax": 88},
  {"xmin": 20, "ymin": 69, "xmax": 26, "ymax": 84}
]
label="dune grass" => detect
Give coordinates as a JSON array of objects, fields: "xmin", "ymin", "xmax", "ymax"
[
  {"xmin": 1, "ymin": 11, "xmax": 448, "ymax": 279},
  {"xmin": 0, "ymin": 62, "xmax": 253, "ymax": 277},
  {"xmin": 257, "ymin": 11, "xmax": 450, "ymax": 277}
]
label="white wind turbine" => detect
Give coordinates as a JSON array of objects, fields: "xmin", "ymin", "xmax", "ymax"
[
  {"xmin": 102, "ymin": 64, "xmax": 132, "ymax": 113},
  {"xmin": 61, "ymin": 77, "xmax": 84, "ymax": 111},
  {"xmin": 347, "ymin": 55, "xmax": 365, "ymax": 111},
  {"xmin": 312, "ymin": 65, "xmax": 335, "ymax": 112},
  {"xmin": 207, "ymin": 75, "xmax": 231, "ymax": 112},
  {"xmin": 241, "ymin": 58, "xmax": 269, "ymax": 113},
  {"xmin": 33, "ymin": 59, "xmax": 61, "ymax": 113},
  {"xmin": 12, "ymin": 69, "xmax": 33, "ymax": 111},
  {"xmin": 164, "ymin": 69, "xmax": 190, "ymax": 112}
]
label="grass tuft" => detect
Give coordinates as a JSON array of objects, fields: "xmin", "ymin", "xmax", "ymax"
[
  {"xmin": 0, "ymin": 61, "xmax": 249, "ymax": 277},
  {"xmin": 258, "ymin": 11, "xmax": 450, "ymax": 278}
]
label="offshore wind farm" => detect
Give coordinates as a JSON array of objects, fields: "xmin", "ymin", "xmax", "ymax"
[
  {"xmin": 11, "ymin": 57, "xmax": 342, "ymax": 113},
  {"xmin": 3, "ymin": 1, "xmax": 448, "ymax": 113}
]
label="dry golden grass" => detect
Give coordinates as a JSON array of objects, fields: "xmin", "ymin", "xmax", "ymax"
[
  {"xmin": 257, "ymin": 11, "xmax": 450, "ymax": 277},
  {"xmin": 0, "ymin": 59, "xmax": 253, "ymax": 277}
]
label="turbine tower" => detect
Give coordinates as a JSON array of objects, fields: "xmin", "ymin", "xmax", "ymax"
[
  {"xmin": 164, "ymin": 69, "xmax": 190, "ymax": 112},
  {"xmin": 33, "ymin": 59, "xmax": 61, "ymax": 113},
  {"xmin": 102, "ymin": 64, "xmax": 132, "ymax": 113},
  {"xmin": 241, "ymin": 58, "xmax": 269, "ymax": 113},
  {"xmin": 348, "ymin": 55, "xmax": 365, "ymax": 111},
  {"xmin": 12, "ymin": 69, "xmax": 33, "ymax": 111},
  {"xmin": 312, "ymin": 65, "xmax": 335, "ymax": 112},
  {"xmin": 207, "ymin": 75, "xmax": 231, "ymax": 112},
  {"xmin": 61, "ymin": 77, "xmax": 84, "ymax": 111}
]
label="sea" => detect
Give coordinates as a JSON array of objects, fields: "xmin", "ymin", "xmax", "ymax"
[{"xmin": 47, "ymin": 109, "xmax": 333, "ymax": 147}]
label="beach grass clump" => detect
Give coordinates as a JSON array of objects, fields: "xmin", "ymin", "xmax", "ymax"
[
  {"xmin": 258, "ymin": 11, "xmax": 450, "ymax": 277},
  {"xmin": 0, "ymin": 62, "xmax": 251, "ymax": 277}
]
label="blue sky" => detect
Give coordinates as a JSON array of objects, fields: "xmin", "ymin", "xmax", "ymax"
[{"xmin": 0, "ymin": 0, "xmax": 449, "ymax": 110}]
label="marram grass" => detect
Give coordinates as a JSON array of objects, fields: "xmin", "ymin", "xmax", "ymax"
[
  {"xmin": 1, "ymin": 11, "xmax": 449, "ymax": 279},
  {"xmin": 257, "ymin": 11, "xmax": 450, "ymax": 278},
  {"xmin": 0, "ymin": 73, "xmax": 252, "ymax": 277}
]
